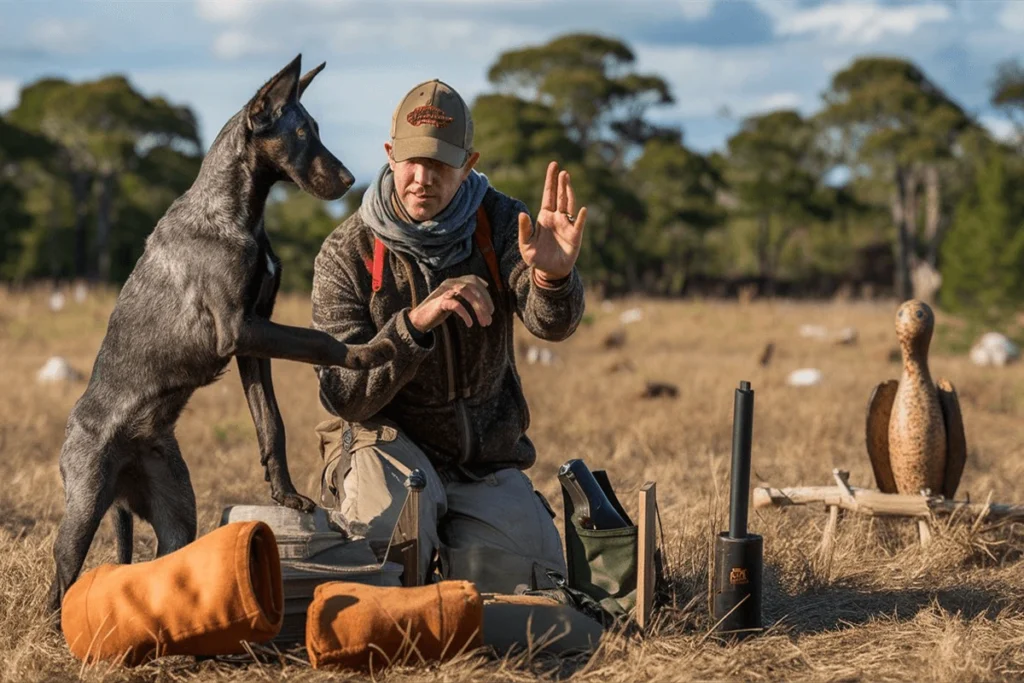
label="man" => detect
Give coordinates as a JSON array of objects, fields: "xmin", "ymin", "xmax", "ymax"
[{"xmin": 311, "ymin": 79, "xmax": 586, "ymax": 593}]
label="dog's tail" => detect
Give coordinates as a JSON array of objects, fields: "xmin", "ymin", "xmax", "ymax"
[
  {"xmin": 113, "ymin": 507, "xmax": 133, "ymax": 564},
  {"xmin": 338, "ymin": 339, "xmax": 398, "ymax": 370}
]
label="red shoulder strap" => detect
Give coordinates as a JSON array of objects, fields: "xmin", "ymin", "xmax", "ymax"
[
  {"xmin": 474, "ymin": 206, "xmax": 504, "ymax": 293},
  {"xmin": 371, "ymin": 237, "xmax": 386, "ymax": 292},
  {"xmin": 367, "ymin": 206, "xmax": 503, "ymax": 293}
]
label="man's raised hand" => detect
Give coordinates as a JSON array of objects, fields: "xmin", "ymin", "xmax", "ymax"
[{"xmin": 517, "ymin": 161, "xmax": 587, "ymax": 282}]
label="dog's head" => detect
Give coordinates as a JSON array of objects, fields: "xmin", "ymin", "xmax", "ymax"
[{"xmin": 245, "ymin": 54, "xmax": 354, "ymax": 200}]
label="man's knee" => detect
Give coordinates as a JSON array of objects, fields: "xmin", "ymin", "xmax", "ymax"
[
  {"xmin": 441, "ymin": 468, "xmax": 567, "ymax": 592},
  {"xmin": 322, "ymin": 422, "xmax": 447, "ymax": 582}
]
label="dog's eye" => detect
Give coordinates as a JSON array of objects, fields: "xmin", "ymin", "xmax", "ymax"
[{"xmin": 296, "ymin": 127, "xmax": 307, "ymax": 139}]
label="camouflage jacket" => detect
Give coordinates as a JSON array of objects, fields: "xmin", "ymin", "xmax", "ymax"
[{"xmin": 311, "ymin": 185, "xmax": 585, "ymax": 473}]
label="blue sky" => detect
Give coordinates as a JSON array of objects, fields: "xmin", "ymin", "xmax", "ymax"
[{"xmin": 1, "ymin": 0, "xmax": 1021, "ymax": 186}]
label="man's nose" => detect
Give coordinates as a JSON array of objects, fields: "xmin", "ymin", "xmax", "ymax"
[{"xmin": 413, "ymin": 163, "xmax": 434, "ymax": 186}]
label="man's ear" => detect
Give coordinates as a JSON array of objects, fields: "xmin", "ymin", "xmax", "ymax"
[
  {"xmin": 462, "ymin": 150, "xmax": 481, "ymax": 179},
  {"xmin": 247, "ymin": 54, "xmax": 302, "ymax": 131},
  {"xmin": 385, "ymin": 142, "xmax": 397, "ymax": 172}
]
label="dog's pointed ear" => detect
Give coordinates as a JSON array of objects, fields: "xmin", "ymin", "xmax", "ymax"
[
  {"xmin": 247, "ymin": 54, "xmax": 302, "ymax": 131},
  {"xmin": 297, "ymin": 62, "xmax": 326, "ymax": 100}
]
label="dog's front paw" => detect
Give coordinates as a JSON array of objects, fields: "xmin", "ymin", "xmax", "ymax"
[{"xmin": 274, "ymin": 490, "xmax": 316, "ymax": 513}]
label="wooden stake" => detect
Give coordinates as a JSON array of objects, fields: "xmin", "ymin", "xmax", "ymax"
[
  {"xmin": 637, "ymin": 481, "xmax": 657, "ymax": 630},
  {"xmin": 917, "ymin": 519, "xmax": 932, "ymax": 547},
  {"xmin": 816, "ymin": 504, "xmax": 840, "ymax": 574}
]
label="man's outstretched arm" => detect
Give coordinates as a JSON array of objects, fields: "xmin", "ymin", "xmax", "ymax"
[{"xmin": 499, "ymin": 160, "xmax": 586, "ymax": 341}]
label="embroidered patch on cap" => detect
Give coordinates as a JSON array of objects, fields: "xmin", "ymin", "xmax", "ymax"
[{"xmin": 406, "ymin": 105, "xmax": 454, "ymax": 128}]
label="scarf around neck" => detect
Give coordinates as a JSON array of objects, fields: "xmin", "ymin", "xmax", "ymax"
[{"xmin": 359, "ymin": 163, "xmax": 489, "ymax": 274}]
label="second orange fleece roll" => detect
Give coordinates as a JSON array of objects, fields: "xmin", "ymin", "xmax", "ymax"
[{"xmin": 306, "ymin": 580, "xmax": 483, "ymax": 670}]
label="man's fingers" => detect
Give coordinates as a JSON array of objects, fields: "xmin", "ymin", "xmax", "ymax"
[
  {"xmin": 566, "ymin": 177, "xmax": 576, "ymax": 215},
  {"xmin": 442, "ymin": 295, "xmax": 475, "ymax": 327},
  {"xmin": 518, "ymin": 212, "xmax": 534, "ymax": 249},
  {"xmin": 569, "ymin": 206, "xmax": 588, "ymax": 244},
  {"xmin": 454, "ymin": 282, "xmax": 493, "ymax": 326},
  {"xmin": 556, "ymin": 170, "xmax": 569, "ymax": 213},
  {"xmin": 541, "ymin": 161, "xmax": 558, "ymax": 211}
]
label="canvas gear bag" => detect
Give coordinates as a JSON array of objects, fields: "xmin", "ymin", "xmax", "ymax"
[{"xmin": 559, "ymin": 469, "xmax": 666, "ymax": 625}]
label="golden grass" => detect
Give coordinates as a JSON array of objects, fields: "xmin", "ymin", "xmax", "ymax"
[{"xmin": 2, "ymin": 286, "xmax": 1024, "ymax": 681}]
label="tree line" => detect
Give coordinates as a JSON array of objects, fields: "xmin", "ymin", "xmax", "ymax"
[{"xmin": 2, "ymin": 33, "xmax": 1024, "ymax": 328}]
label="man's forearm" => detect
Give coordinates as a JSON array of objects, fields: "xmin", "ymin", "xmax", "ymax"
[{"xmin": 517, "ymin": 265, "xmax": 585, "ymax": 342}]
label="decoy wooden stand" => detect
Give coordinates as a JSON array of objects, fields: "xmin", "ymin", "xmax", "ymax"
[{"xmin": 755, "ymin": 468, "xmax": 1024, "ymax": 551}]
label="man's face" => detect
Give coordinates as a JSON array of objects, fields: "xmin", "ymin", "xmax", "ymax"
[{"xmin": 386, "ymin": 142, "xmax": 480, "ymax": 222}]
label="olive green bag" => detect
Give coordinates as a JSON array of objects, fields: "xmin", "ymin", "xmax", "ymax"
[{"xmin": 560, "ymin": 469, "xmax": 664, "ymax": 624}]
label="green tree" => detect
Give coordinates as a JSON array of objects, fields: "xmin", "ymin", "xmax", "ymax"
[
  {"xmin": 990, "ymin": 58, "xmax": 1024, "ymax": 150},
  {"xmin": 817, "ymin": 57, "xmax": 971, "ymax": 300},
  {"xmin": 8, "ymin": 75, "xmax": 201, "ymax": 281},
  {"xmin": 487, "ymin": 33, "xmax": 673, "ymax": 165},
  {"xmin": 726, "ymin": 110, "xmax": 833, "ymax": 287},
  {"xmin": 940, "ymin": 146, "xmax": 1024, "ymax": 327},
  {"xmin": 476, "ymin": 33, "xmax": 683, "ymax": 294},
  {"xmin": 0, "ymin": 115, "xmax": 63, "ymax": 281},
  {"xmin": 264, "ymin": 186, "xmax": 341, "ymax": 292},
  {"xmin": 629, "ymin": 132, "xmax": 726, "ymax": 293}
]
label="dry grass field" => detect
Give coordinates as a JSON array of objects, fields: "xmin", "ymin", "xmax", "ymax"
[{"xmin": 3, "ymin": 286, "xmax": 1024, "ymax": 682}]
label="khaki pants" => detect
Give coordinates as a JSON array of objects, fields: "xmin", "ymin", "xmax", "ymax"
[{"xmin": 316, "ymin": 418, "xmax": 567, "ymax": 594}]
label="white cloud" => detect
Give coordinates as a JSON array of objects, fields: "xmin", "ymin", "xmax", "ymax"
[
  {"xmin": 979, "ymin": 114, "xmax": 1018, "ymax": 144},
  {"xmin": 212, "ymin": 30, "xmax": 278, "ymax": 59},
  {"xmin": 0, "ymin": 78, "xmax": 20, "ymax": 112},
  {"xmin": 195, "ymin": 0, "xmax": 256, "ymax": 23},
  {"xmin": 752, "ymin": 91, "xmax": 802, "ymax": 112},
  {"xmin": 637, "ymin": 45, "xmax": 775, "ymax": 118},
  {"xmin": 777, "ymin": 1, "xmax": 951, "ymax": 44},
  {"xmin": 678, "ymin": 0, "xmax": 714, "ymax": 20},
  {"xmin": 29, "ymin": 19, "xmax": 92, "ymax": 54},
  {"xmin": 998, "ymin": 0, "xmax": 1024, "ymax": 31}
]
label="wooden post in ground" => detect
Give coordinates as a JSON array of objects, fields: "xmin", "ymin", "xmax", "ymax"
[{"xmin": 637, "ymin": 481, "xmax": 657, "ymax": 630}]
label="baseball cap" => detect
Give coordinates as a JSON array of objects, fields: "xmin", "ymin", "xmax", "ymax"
[{"xmin": 390, "ymin": 79, "xmax": 473, "ymax": 168}]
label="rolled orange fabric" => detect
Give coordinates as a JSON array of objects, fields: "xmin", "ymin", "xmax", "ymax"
[
  {"xmin": 306, "ymin": 580, "xmax": 483, "ymax": 670},
  {"xmin": 61, "ymin": 521, "xmax": 283, "ymax": 666}
]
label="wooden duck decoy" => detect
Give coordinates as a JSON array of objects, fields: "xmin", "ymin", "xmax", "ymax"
[{"xmin": 866, "ymin": 299, "xmax": 967, "ymax": 499}]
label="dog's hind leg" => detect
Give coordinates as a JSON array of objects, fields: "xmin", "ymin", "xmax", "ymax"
[
  {"xmin": 47, "ymin": 436, "xmax": 121, "ymax": 617},
  {"xmin": 237, "ymin": 355, "xmax": 315, "ymax": 512},
  {"xmin": 143, "ymin": 434, "xmax": 197, "ymax": 558},
  {"xmin": 113, "ymin": 506, "xmax": 133, "ymax": 564}
]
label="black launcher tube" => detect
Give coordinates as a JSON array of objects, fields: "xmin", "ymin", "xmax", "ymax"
[
  {"xmin": 713, "ymin": 379, "xmax": 763, "ymax": 638},
  {"xmin": 729, "ymin": 380, "xmax": 754, "ymax": 539}
]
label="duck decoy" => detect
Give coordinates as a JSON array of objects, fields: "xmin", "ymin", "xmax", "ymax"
[{"xmin": 865, "ymin": 300, "xmax": 967, "ymax": 499}]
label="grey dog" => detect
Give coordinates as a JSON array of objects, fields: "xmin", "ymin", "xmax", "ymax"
[{"xmin": 47, "ymin": 54, "xmax": 394, "ymax": 616}]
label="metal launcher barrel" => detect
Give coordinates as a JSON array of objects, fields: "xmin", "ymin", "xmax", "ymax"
[{"xmin": 712, "ymin": 380, "xmax": 763, "ymax": 638}]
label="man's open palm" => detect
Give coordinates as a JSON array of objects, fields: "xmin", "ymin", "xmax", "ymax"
[{"xmin": 518, "ymin": 161, "xmax": 586, "ymax": 281}]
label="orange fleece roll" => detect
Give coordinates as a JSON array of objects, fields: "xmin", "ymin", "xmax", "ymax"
[
  {"xmin": 61, "ymin": 521, "xmax": 284, "ymax": 666},
  {"xmin": 306, "ymin": 580, "xmax": 483, "ymax": 670}
]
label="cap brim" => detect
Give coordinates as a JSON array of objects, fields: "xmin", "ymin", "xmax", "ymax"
[{"xmin": 392, "ymin": 136, "xmax": 467, "ymax": 168}]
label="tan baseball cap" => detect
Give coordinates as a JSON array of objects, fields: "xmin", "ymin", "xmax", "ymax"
[{"xmin": 390, "ymin": 79, "xmax": 473, "ymax": 168}]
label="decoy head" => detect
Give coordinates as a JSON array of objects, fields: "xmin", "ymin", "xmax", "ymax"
[{"xmin": 895, "ymin": 299, "xmax": 934, "ymax": 351}]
